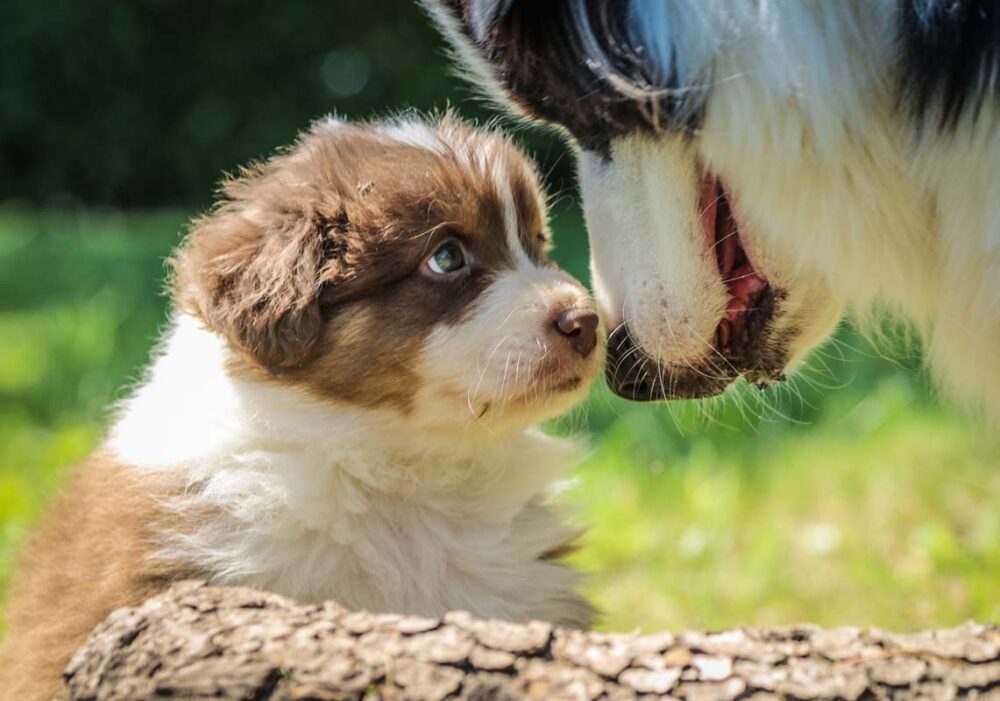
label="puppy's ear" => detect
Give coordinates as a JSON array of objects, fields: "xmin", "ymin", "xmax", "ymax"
[{"xmin": 172, "ymin": 165, "xmax": 341, "ymax": 371}]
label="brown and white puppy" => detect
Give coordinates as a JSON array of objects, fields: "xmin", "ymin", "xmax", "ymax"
[{"xmin": 0, "ymin": 114, "xmax": 602, "ymax": 701}]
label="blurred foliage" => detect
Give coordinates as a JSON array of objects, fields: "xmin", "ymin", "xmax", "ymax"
[
  {"xmin": 0, "ymin": 0, "xmax": 570, "ymax": 207},
  {"xmin": 1, "ymin": 208, "xmax": 997, "ymax": 633}
]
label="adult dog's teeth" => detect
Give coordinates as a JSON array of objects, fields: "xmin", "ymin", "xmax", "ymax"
[{"xmin": 716, "ymin": 319, "xmax": 731, "ymax": 349}]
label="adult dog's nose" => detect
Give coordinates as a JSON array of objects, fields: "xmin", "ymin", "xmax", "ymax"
[{"xmin": 553, "ymin": 308, "xmax": 599, "ymax": 357}]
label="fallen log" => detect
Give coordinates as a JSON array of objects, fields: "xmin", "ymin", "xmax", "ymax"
[{"xmin": 64, "ymin": 581, "xmax": 999, "ymax": 700}]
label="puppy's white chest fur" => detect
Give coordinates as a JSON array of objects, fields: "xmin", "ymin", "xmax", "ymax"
[{"xmin": 110, "ymin": 316, "xmax": 590, "ymax": 626}]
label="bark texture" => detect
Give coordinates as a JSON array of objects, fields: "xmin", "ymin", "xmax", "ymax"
[{"xmin": 64, "ymin": 582, "xmax": 999, "ymax": 700}]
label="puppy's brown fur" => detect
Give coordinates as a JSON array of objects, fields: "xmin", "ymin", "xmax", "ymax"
[{"xmin": 0, "ymin": 455, "xmax": 190, "ymax": 700}]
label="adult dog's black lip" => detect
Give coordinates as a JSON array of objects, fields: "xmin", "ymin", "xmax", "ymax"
[{"xmin": 605, "ymin": 327, "xmax": 730, "ymax": 402}]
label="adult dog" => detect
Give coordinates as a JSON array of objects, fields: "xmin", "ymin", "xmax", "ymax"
[{"xmin": 424, "ymin": 1, "xmax": 1000, "ymax": 416}]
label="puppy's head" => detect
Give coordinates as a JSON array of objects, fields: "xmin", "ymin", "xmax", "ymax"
[
  {"xmin": 172, "ymin": 114, "xmax": 601, "ymax": 432},
  {"xmin": 423, "ymin": 0, "xmax": 844, "ymax": 401}
]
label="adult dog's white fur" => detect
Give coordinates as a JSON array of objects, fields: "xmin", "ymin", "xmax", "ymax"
[{"xmin": 425, "ymin": 1, "xmax": 1000, "ymax": 416}]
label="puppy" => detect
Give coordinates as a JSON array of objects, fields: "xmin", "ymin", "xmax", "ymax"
[
  {"xmin": 426, "ymin": 1, "xmax": 1000, "ymax": 416},
  {"xmin": 0, "ymin": 114, "xmax": 602, "ymax": 701}
]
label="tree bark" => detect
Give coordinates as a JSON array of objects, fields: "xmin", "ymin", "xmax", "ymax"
[{"xmin": 64, "ymin": 581, "xmax": 999, "ymax": 700}]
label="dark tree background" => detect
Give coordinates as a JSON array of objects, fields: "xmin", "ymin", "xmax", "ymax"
[{"xmin": 0, "ymin": 0, "xmax": 569, "ymax": 207}]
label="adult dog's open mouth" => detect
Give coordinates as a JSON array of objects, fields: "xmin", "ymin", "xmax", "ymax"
[
  {"xmin": 605, "ymin": 174, "xmax": 787, "ymax": 402},
  {"xmin": 700, "ymin": 175, "xmax": 775, "ymax": 365}
]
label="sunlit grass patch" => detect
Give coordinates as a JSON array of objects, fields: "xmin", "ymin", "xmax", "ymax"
[{"xmin": 569, "ymin": 383, "xmax": 1000, "ymax": 632}]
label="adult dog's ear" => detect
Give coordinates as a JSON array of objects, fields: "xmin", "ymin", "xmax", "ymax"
[
  {"xmin": 420, "ymin": 0, "xmax": 526, "ymax": 109},
  {"xmin": 424, "ymin": 0, "xmax": 516, "ymax": 43},
  {"xmin": 171, "ymin": 164, "xmax": 342, "ymax": 371},
  {"xmin": 424, "ymin": 0, "xmax": 666, "ymax": 91},
  {"xmin": 423, "ymin": 0, "xmax": 670, "ymax": 148}
]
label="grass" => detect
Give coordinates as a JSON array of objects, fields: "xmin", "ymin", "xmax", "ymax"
[
  {"xmin": 567, "ymin": 382, "xmax": 1000, "ymax": 631},
  {"xmin": 1, "ymin": 204, "xmax": 997, "ymax": 635}
]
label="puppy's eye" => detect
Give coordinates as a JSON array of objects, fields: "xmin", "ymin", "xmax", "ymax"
[{"xmin": 426, "ymin": 242, "xmax": 466, "ymax": 275}]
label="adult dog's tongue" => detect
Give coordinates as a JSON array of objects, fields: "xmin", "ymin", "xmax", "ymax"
[{"xmin": 700, "ymin": 176, "xmax": 768, "ymax": 353}]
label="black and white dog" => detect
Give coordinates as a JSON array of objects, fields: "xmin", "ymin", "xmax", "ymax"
[{"xmin": 424, "ymin": 0, "xmax": 1000, "ymax": 416}]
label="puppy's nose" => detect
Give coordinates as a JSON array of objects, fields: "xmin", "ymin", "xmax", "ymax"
[{"xmin": 553, "ymin": 308, "xmax": 599, "ymax": 357}]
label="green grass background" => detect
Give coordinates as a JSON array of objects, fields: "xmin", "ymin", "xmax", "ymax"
[{"xmin": 1, "ymin": 204, "xmax": 997, "ymax": 635}]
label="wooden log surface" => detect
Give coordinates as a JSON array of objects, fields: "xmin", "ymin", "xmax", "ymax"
[{"xmin": 64, "ymin": 581, "xmax": 999, "ymax": 700}]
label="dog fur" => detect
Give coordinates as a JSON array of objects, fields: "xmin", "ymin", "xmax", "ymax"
[
  {"xmin": 0, "ymin": 114, "xmax": 601, "ymax": 700},
  {"xmin": 425, "ymin": 0, "xmax": 1000, "ymax": 416}
]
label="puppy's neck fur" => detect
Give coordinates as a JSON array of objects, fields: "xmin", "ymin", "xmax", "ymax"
[{"xmin": 109, "ymin": 314, "xmax": 589, "ymax": 625}]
